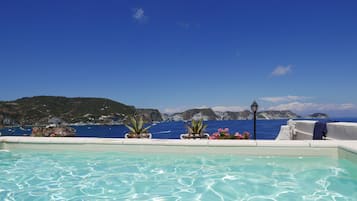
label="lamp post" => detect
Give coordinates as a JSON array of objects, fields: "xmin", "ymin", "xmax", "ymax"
[{"xmin": 250, "ymin": 101, "xmax": 258, "ymax": 140}]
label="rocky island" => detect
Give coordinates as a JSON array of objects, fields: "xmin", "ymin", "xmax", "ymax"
[{"xmin": 306, "ymin": 113, "xmax": 329, "ymax": 119}]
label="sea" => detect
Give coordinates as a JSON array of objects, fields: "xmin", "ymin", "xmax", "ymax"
[{"xmin": 1, "ymin": 118, "xmax": 357, "ymax": 140}]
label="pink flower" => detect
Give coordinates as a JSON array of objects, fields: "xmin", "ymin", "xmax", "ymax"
[
  {"xmin": 211, "ymin": 129, "xmax": 250, "ymax": 140},
  {"xmin": 209, "ymin": 132, "xmax": 219, "ymax": 140},
  {"xmin": 214, "ymin": 132, "xmax": 219, "ymax": 136},
  {"xmin": 209, "ymin": 136, "xmax": 217, "ymax": 140},
  {"xmin": 243, "ymin": 131, "xmax": 250, "ymax": 139},
  {"xmin": 234, "ymin": 132, "xmax": 242, "ymax": 139}
]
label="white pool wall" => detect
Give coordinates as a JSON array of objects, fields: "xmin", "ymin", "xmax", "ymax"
[{"xmin": 1, "ymin": 137, "xmax": 357, "ymax": 160}]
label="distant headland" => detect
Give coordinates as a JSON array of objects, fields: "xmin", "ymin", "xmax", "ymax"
[{"xmin": 0, "ymin": 96, "xmax": 328, "ymax": 127}]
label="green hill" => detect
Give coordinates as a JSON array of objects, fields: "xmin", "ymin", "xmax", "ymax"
[{"xmin": 0, "ymin": 96, "xmax": 138, "ymax": 126}]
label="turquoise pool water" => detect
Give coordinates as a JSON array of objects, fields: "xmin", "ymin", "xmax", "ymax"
[{"xmin": 1, "ymin": 148, "xmax": 357, "ymax": 200}]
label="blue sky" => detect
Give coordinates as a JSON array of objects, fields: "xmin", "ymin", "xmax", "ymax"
[{"xmin": 1, "ymin": 0, "xmax": 357, "ymax": 116}]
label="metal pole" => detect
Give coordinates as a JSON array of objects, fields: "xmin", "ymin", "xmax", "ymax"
[{"xmin": 254, "ymin": 111, "xmax": 257, "ymax": 140}]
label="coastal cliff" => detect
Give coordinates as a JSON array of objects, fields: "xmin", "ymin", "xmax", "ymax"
[
  {"xmin": 163, "ymin": 108, "xmax": 218, "ymax": 121},
  {"xmin": 0, "ymin": 96, "xmax": 157, "ymax": 126},
  {"xmin": 216, "ymin": 110, "xmax": 252, "ymax": 120},
  {"xmin": 136, "ymin": 109, "xmax": 163, "ymax": 122},
  {"xmin": 257, "ymin": 110, "xmax": 301, "ymax": 120},
  {"xmin": 0, "ymin": 96, "xmax": 328, "ymax": 126},
  {"xmin": 162, "ymin": 109, "xmax": 301, "ymax": 121}
]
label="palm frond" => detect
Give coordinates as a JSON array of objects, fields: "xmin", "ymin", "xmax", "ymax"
[
  {"xmin": 124, "ymin": 116, "xmax": 151, "ymax": 135},
  {"xmin": 186, "ymin": 119, "xmax": 206, "ymax": 134},
  {"xmin": 138, "ymin": 117, "xmax": 143, "ymax": 131},
  {"xmin": 125, "ymin": 124, "xmax": 136, "ymax": 134},
  {"xmin": 142, "ymin": 125, "xmax": 151, "ymax": 133},
  {"xmin": 130, "ymin": 117, "xmax": 138, "ymax": 132}
]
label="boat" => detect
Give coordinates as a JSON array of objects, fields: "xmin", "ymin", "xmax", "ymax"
[{"xmin": 276, "ymin": 119, "xmax": 357, "ymax": 140}]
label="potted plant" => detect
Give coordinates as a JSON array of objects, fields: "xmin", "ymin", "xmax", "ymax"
[
  {"xmin": 124, "ymin": 116, "xmax": 152, "ymax": 139},
  {"xmin": 180, "ymin": 119, "xmax": 209, "ymax": 139}
]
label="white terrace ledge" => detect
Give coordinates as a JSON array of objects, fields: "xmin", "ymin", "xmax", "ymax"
[
  {"xmin": 0, "ymin": 136, "xmax": 356, "ymax": 152},
  {"xmin": 1, "ymin": 137, "xmax": 357, "ymax": 161}
]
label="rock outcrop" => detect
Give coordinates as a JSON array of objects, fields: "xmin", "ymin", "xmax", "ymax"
[
  {"xmin": 136, "ymin": 109, "xmax": 163, "ymax": 122},
  {"xmin": 257, "ymin": 110, "xmax": 300, "ymax": 120},
  {"xmin": 306, "ymin": 113, "xmax": 329, "ymax": 119},
  {"xmin": 31, "ymin": 126, "xmax": 76, "ymax": 137},
  {"xmin": 182, "ymin": 108, "xmax": 218, "ymax": 120},
  {"xmin": 216, "ymin": 110, "xmax": 252, "ymax": 120}
]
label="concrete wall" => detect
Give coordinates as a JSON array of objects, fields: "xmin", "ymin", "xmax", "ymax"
[
  {"xmin": 278, "ymin": 120, "xmax": 357, "ymax": 140},
  {"xmin": 327, "ymin": 122, "xmax": 357, "ymax": 140},
  {"xmin": 294, "ymin": 120, "xmax": 317, "ymax": 140}
]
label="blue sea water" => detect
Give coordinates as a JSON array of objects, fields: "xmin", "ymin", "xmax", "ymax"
[{"xmin": 1, "ymin": 118, "xmax": 357, "ymax": 140}]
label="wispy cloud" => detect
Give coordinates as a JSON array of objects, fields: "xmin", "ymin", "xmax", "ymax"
[
  {"xmin": 132, "ymin": 8, "xmax": 147, "ymax": 22},
  {"xmin": 268, "ymin": 101, "xmax": 357, "ymax": 114},
  {"xmin": 196, "ymin": 105, "xmax": 209, "ymax": 109},
  {"xmin": 212, "ymin": 106, "xmax": 246, "ymax": 112},
  {"xmin": 163, "ymin": 102, "xmax": 357, "ymax": 116},
  {"xmin": 162, "ymin": 105, "xmax": 208, "ymax": 114},
  {"xmin": 271, "ymin": 65, "xmax": 292, "ymax": 77},
  {"xmin": 260, "ymin": 96, "xmax": 311, "ymax": 103},
  {"xmin": 163, "ymin": 105, "xmax": 247, "ymax": 113},
  {"xmin": 177, "ymin": 22, "xmax": 190, "ymax": 29},
  {"xmin": 177, "ymin": 22, "xmax": 200, "ymax": 29},
  {"xmin": 162, "ymin": 107, "xmax": 187, "ymax": 114}
]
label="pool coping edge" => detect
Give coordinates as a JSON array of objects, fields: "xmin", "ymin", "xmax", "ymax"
[{"xmin": 1, "ymin": 136, "xmax": 357, "ymax": 152}]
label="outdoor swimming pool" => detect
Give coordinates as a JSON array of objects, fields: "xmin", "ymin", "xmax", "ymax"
[{"xmin": 1, "ymin": 141, "xmax": 357, "ymax": 201}]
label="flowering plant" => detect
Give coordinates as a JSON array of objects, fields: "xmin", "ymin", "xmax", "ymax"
[{"xmin": 209, "ymin": 128, "xmax": 250, "ymax": 140}]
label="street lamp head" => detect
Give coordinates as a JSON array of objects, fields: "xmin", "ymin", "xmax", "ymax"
[{"xmin": 251, "ymin": 101, "xmax": 258, "ymax": 113}]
